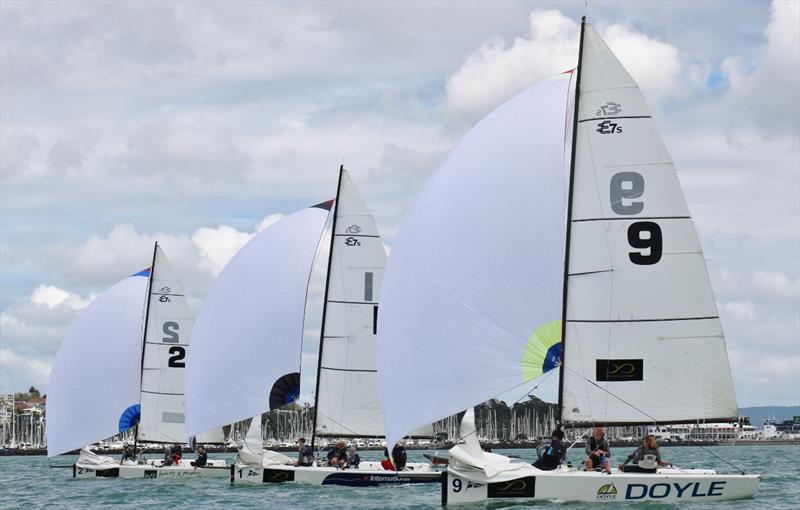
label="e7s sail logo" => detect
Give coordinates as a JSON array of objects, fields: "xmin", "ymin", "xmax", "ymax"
[
  {"xmin": 596, "ymin": 102, "xmax": 622, "ymax": 116},
  {"xmin": 597, "ymin": 120, "xmax": 622, "ymax": 134},
  {"xmin": 597, "ymin": 482, "xmax": 618, "ymax": 500}
]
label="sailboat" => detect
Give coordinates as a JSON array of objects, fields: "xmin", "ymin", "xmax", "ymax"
[
  {"xmin": 185, "ymin": 167, "xmax": 439, "ymax": 486},
  {"xmin": 47, "ymin": 243, "xmax": 228, "ymax": 479},
  {"xmin": 376, "ymin": 18, "xmax": 760, "ymax": 504}
]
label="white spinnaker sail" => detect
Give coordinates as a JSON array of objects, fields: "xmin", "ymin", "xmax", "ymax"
[
  {"xmin": 237, "ymin": 415, "xmax": 264, "ymax": 465},
  {"xmin": 377, "ymin": 75, "xmax": 571, "ymax": 448},
  {"xmin": 47, "ymin": 270, "xmax": 149, "ymax": 457},
  {"xmin": 185, "ymin": 202, "xmax": 332, "ymax": 439},
  {"xmin": 560, "ymin": 23, "xmax": 737, "ymax": 424},
  {"xmin": 315, "ymin": 169, "xmax": 386, "ymax": 437},
  {"xmin": 138, "ymin": 245, "xmax": 192, "ymax": 443}
]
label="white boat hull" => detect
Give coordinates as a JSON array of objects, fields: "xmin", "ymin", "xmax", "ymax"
[
  {"xmin": 74, "ymin": 459, "xmax": 229, "ymax": 479},
  {"xmin": 443, "ymin": 466, "xmax": 760, "ymax": 505},
  {"xmin": 232, "ymin": 460, "xmax": 442, "ymax": 486}
]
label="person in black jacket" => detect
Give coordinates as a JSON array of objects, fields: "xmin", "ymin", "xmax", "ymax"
[
  {"xmin": 191, "ymin": 446, "xmax": 207, "ymax": 467},
  {"xmin": 391, "ymin": 443, "xmax": 407, "ymax": 471},
  {"xmin": 533, "ymin": 429, "xmax": 566, "ymax": 470},
  {"xmin": 327, "ymin": 441, "xmax": 347, "ymax": 467},
  {"xmin": 294, "ymin": 437, "xmax": 314, "ymax": 467}
]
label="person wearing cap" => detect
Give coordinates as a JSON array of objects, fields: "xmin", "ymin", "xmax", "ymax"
[{"xmin": 344, "ymin": 445, "xmax": 361, "ymax": 469}]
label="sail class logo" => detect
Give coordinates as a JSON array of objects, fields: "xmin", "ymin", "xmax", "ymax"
[
  {"xmin": 596, "ymin": 101, "xmax": 622, "ymax": 116},
  {"xmin": 596, "ymin": 482, "xmax": 618, "ymax": 500}
]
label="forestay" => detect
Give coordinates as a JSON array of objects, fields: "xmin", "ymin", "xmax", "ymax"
[
  {"xmin": 377, "ymin": 75, "xmax": 571, "ymax": 448},
  {"xmin": 560, "ymin": 24, "xmax": 737, "ymax": 424},
  {"xmin": 47, "ymin": 270, "xmax": 149, "ymax": 456},
  {"xmin": 315, "ymin": 169, "xmax": 386, "ymax": 437},
  {"xmin": 185, "ymin": 202, "xmax": 332, "ymax": 440},
  {"xmin": 137, "ymin": 245, "xmax": 193, "ymax": 443}
]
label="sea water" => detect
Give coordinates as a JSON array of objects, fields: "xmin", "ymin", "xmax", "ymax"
[{"xmin": 1, "ymin": 444, "xmax": 798, "ymax": 509}]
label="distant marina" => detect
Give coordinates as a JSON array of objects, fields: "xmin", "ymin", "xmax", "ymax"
[{"xmin": 3, "ymin": 390, "xmax": 798, "ymax": 456}]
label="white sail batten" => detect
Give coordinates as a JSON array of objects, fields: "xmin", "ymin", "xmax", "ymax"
[
  {"xmin": 138, "ymin": 245, "xmax": 192, "ymax": 443},
  {"xmin": 185, "ymin": 203, "xmax": 332, "ymax": 440},
  {"xmin": 47, "ymin": 271, "xmax": 149, "ymax": 457},
  {"xmin": 560, "ymin": 24, "xmax": 737, "ymax": 424},
  {"xmin": 377, "ymin": 76, "xmax": 571, "ymax": 448},
  {"xmin": 315, "ymin": 169, "xmax": 386, "ymax": 437}
]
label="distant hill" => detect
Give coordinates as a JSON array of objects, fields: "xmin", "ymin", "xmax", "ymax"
[{"xmin": 739, "ymin": 406, "xmax": 800, "ymax": 427}]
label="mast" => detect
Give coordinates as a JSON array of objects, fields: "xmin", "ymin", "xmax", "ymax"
[
  {"xmin": 310, "ymin": 165, "xmax": 344, "ymax": 453},
  {"xmin": 557, "ymin": 16, "xmax": 586, "ymax": 426},
  {"xmin": 134, "ymin": 241, "xmax": 158, "ymax": 455}
]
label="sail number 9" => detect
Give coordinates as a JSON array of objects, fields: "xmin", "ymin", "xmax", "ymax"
[
  {"xmin": 611, "ymin": 172, "xmax": 662, "ymax": 265},
  {"xmin": 627, "ymin": 221, "xmax": 662, "ymax": 265},
  {"xmin": 452, "ymin": 478, "xmax": 462, "ymax": 493}
]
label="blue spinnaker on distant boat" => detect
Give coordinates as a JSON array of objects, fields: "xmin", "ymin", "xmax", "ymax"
[{"xmin": 119, "ymin": 404, "xmax": 141, "ymax": 432}]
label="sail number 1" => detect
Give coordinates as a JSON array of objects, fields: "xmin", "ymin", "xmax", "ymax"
[{"xmin": 610, "ymin": 172, "xmax": 662, "ymax": 265}]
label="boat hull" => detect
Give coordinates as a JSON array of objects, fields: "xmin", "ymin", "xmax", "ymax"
[
  {"xmin": 232, "ymin": 461, "xmax": 442, "ymax": 486},
  {"xmin": 442, "ymin": 468, "xmax": 760, "ymax": 505},
  {"xmin": 73, "ymin": 459, "xmax": 229, "ymax": 479}
]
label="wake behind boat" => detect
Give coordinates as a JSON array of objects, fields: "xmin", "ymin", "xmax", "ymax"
[{"xmin": 376, "ymin": 16, "xmax": 760, "ymax": 506}]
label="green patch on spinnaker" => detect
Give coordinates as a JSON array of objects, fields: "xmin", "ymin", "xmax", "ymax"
[{"xmin": 522, "ymin": 320, "xmax": 562, "ymax": 382}]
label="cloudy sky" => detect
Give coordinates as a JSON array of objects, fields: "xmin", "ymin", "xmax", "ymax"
[{"xmin": 1, "ymin": 1, "xmax": 798, "ymax": 409}]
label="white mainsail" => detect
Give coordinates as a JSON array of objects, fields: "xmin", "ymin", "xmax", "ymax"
[
  {"xmin": 314, "ymin": 169, "xmax": 387, "ymax": 438},
  {"xmin": 377, "ymin": 75, "xmax": 571, "ymax": 449},
  {"xmin": 138, "ymin": 245, "xmax": 193, "ymax": 443},
  {"xmin": 47, "ymin": 269, "xmax": 149, "ymax": 456},
  {"xmin": 560, "ymin": 23, "xmax": 737, "ymax": 424},
  {"xmin": 185, "ymin": 202, "xmax": 332, "ymax": 440},
  {"xmin": 377, "ymin": 20, "xmax": 738, "ymax": 447}
]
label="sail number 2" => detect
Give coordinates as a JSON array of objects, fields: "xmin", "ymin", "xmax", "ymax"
[{"xmin": 610, "ymin": 172, "xmax": 662, "ymax": 265}]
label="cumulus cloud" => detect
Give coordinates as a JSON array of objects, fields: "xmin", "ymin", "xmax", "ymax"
[
  {"xmin": 752, "ymin": 270, "xmax": 800, "ymax": 299},
  {"xmin": 192, "ymin": 225, "xmax": 254, "ymax": 276},
  {"xmin": 444, "ymin": 10, "xmax": 685, "ymax": 123},
  {"xmin": 30, "ymin": 284, "xmax": 94, "ymax": 310},
  {"xmin": 445, "ymin": 10, "xmax": 578, "ymax": 121},
  {"xmin": 721, "ymin": 0, "xmax": 800, "ymax": 136},
  {"xmin": 255, "ymin": 213, "xmax": 284, "ymax": 232},
  {"xmin": 720, "ymin": 301, "xmax": 758, "ymax": 322},
  {"xmin": 121, "ymin": 121, "xmax": 252, "ymax": 186},
  {"xmin": 0, "ymin": 349, "xmax": 52, "ymax": 390}
]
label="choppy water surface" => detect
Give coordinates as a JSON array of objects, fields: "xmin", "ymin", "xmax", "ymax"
[{"xmin": 1, "ymin": 445, "xmax": 798, "ymax": 509}]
